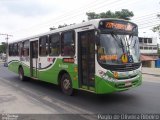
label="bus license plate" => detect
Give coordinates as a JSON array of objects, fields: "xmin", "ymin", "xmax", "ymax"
[{"xmin": 125, "ymin": 82, "xmax": 132, "ymax": 87}]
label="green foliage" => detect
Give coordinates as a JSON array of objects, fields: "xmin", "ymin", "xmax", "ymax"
[
  {"xmin": 86, "ymin": 9, "xmax": 134, "ymax": 20},
  {"xmin": 50, "ymin": 23, "xmax": 76, "ymax": 31},
  {"xmin": 152, "ymin": 25, "xmax": 160, "ymax": 32},
  {"xmin": 49, "ymin": 26, "xmax": 56, "ymax": 31},
  {"xmin": 152, "ymin": 14, "xmax": 160, "ymax": 32},
  {"xmin": 86, "ymin": 12, "xmax": 99, "ymax": 20},
  {"xmin": 58, "ymin": 24, "xmax": 68, "ymax": 28},
  {"xmin": 158, "ymin": 44, "xmax": 160, "ymax": 57},
  {"xmin": 0, "ymin": 42, "xmax": 6, "ymax": 53},
  {"xmin": 115, "ymin": 9, "xmax": 134, "ymax": 20},
  {"xmin": 158, "ymin": 48, "xmax": 160, "ymax": 55}
]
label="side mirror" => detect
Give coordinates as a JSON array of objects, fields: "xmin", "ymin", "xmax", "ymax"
[{"xmin": 95, "ymin": 30, "xmax": 100, "ymax": 45}]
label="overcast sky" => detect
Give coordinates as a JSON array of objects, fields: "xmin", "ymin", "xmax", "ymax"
[{"xmin": 0, "ymin": 0, "xmax": 160, "ymax": 43}]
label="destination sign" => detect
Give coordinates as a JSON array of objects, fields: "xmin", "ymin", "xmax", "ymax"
[{"xmin": 99, "ymin": 21, "xmax": 136, "ymax": 32}]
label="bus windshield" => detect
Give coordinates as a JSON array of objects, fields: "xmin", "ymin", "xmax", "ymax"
[{"xmin": 97, "ymin": 33, "xmax": 140, "ymax": 65}]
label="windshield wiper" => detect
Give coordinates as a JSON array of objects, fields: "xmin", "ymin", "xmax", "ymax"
[
  {"xmin": 129, "ymin": 35, "xmax": 136, "ymax": 48},
  {"xmin": 111, "ymin": 32, "xmax": 125, "ymax": 53}
]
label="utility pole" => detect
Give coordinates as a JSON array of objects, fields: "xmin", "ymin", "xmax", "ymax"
[{"xmin": 0, "ymin": 33, "xmax": 13, "ymax": 61}]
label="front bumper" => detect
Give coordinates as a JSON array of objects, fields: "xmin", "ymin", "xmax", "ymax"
[{"xmin": 96, "ymin": 74, "xmax": 142, "ymax": 94}]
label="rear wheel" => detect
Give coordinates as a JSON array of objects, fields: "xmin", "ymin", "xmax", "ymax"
[
  {"xmin": 60, "ymin": 73, "xmax": 74, "ymax": 96},
  {"xmin": 19, "ymin": 67, "xmax": 25, "ymax": 81}
]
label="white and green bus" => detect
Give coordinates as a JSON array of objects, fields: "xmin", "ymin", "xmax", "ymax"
[{"xmin": 8, "ymin": 18, "xmax": 142, "ymax": 95}]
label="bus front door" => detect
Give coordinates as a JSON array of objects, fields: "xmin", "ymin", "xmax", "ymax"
[
  {"xmin": 30, "ymin": 40, "xmax": 38, "ymax": 78},
  {"xmin": 78, "ymin": 30, "xmax": 95, "ymax": 91}
]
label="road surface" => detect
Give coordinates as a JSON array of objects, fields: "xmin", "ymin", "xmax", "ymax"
[{"xmin": 0, "ymin": 63, "xmax": 160, "ymax": 119}]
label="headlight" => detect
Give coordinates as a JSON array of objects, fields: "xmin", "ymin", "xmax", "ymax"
[
  {"xmin": 103, "ymin": 75, "xmax": 117, "ymax": 82},
  {"xmin": 98, "ymin": 70, "xmax": 117, "ymax": 82},
  {"xmin": 98, "ymin": 70, "xmax": 105, "ymax": 77}
]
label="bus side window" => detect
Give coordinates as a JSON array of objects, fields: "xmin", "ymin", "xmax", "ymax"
[
  {"xmin": 18, "ymin": 42, "xmax": 20, "ymax": 56},
  {"xmin": 61, "ymin": 31, "xmax": 75, "ymax": 56},
  {"xmin": 32, "ymin": 41, "xmax": 38, "ymax": 58},
  {"xmin": 23, "ymin": 40, "xmax": 29, "ymax": 56},
  {"xmin": 18, "ymin": 42, "xmax": 23, "ymax": 56},
  {"xmin": 39, "ymin": 36, "xmax": 48, "ymax": 56},
  {"xmin": 9, "ymin": 44, "xmax": 13, "ymax": 56},
  {"xmin": 12, "ymin": 43, "xmax": 18, "ymax": 56},
  {"xmin": 15, "ymin": 43, "xmax": 18, "ymax": 56},
  {"xmin": 49, "ymin": 34, "xmax": 60, "ymax": 56}
]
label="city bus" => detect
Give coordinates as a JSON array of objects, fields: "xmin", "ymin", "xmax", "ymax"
[{"xmin": 8, "ymin": 18, "xmax": 142, "ymax": 95}]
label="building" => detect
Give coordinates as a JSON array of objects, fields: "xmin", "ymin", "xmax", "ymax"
[
  {"xmin": 158, "ymin": 31, "xmax": 160, "ymax": 40},
  {"xmin": 139, "ymin": 37, "xmax": 157, "ymax": 54},
  {"xmin": 139, "ymin": 36, "xmax": 158, "ymax": 67},
  {"xmin": 158, "ymin": 31, "xmax": 160, "ymax": 43}
]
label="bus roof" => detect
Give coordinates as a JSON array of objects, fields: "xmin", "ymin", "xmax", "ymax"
[{"xmin": 9, "ymin": 18, "xmax": 136, "ymax": 44}]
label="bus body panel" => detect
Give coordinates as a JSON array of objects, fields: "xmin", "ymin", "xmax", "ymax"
[
  {"xmin": 8, "ymin": 58, "xmax": 142, "ymax": 94},
  {"xmin": 8, "ymin": 18, "xmax": 142, "ymax": 94},
  {"xmin": 37, "ymin": 58, "xmax": 79, "ymax": 89},
  {"xmin": 95, "ymin": 74, "xmax": 142, "ymax": 94}
]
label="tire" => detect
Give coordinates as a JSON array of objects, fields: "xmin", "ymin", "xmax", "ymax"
[
  {"xmin": 60, "ymin": 73, "xmax": 74, "ymax": 96},
  {"xmin": 18, "ymin": 67, "xmax": 25, "ymax": 81}
]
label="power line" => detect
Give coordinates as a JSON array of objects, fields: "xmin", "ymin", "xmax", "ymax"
[
  {"xmin": 0, "ymin": 33, "xmax": 13, "ymax": 58},
  {"xmin": 0, "ymin": 33, "xmax": 13, "ymax": 43},
  {"xmin": 10, "ymin": 0, "xmax": 160, "ymax": 35},
  {"xmin": 14, "ymin": 0, "xmax": 118, "ymax": 31},
  {"xmin": 38, "ymin": 1, "xmax": 159, "ymax": 27},
  {"xmin": 11, "ymin": 0, "xmax": 127, "ymax": 33},
  {"xmin": 134, "ymin": 18, "xmax": 159, "ymax": 23},
  {"xmin": 133, "ymin": 15, "xmax": 158, "ymax": 22},
  {"xmin": 136, "ymin": 18, "xmax": 160, "ymax": 25},
  {"xmin": 133, "ymin": 13, "xmax": 160, "ymax": 22},
  {"xmin": 139, "ymin": 24, "xmax": 160, "ymax": 29}
]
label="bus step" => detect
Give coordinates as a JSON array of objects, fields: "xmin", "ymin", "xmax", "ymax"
[
  {"xmin": 79, "ymin": 88, "xmax": 95, "ymax": 93},
  {"xmin": 31, "ymin": 77, "xmax": 38, "ymax": 80}
]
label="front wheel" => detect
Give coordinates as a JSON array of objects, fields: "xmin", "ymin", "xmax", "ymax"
[{"xmin": 60, "ymin": 73, "xmax": 74, "ymax": 96}]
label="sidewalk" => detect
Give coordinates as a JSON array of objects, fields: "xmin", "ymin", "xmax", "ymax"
[
  {"xmin": 0, "ymin": 59, "xmax": 5, "ymax": 63},
  {"xmin": 0, "ymin": 77, "xmax": 57, "ymax": 114},
  {"xmin": 142, "ymin": 67, "xmax": 160, "ymax": 76}
]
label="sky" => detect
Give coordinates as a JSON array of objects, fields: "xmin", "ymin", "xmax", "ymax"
[{"xmin": 0, "ymin": 0, "xmax": 160, "ymax": 43}]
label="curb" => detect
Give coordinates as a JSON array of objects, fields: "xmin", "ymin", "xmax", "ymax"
[{"xmin": 142, "ymin": 72, "xmax": 160, "ymax": 77}]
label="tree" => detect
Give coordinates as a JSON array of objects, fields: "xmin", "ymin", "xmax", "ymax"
[
  {"xmin": 152, "ymin": 14, "xmax": 160, "ymax": 32},
  {"xmin": 86, "ymin": 12, "xmax": 99, "ymax": 20},
  {"xmin": 86, "ymin": 9, "xmax": 134, "ymax": 20},
  {"xmin": 0, "ymin": 42, "xmax": 7, "ymax": 53},
  {"xmin": 157, "ymin": 44, "xmax": 160, "ymax": 58},
  {"xmin": 58, "ymin": 24, "xmax": 68, "ymax": 28},
  {"xmin": 50, "ymin": 23, "xmax": 76, "ymax": 31},
  {"xmin": 152, "ymin": 2, "xmax": 160, "ymax": 32},
  {"xmin": 115, "ymin": 9, "xmax": 134, "ymax": 20},
  {"xmin": 49, "ymin": 26, "xmax": 57, "ymax": 31},
  {"xmin": 152, "ymin": 14, "xmax": 160, "ymax": 58}
]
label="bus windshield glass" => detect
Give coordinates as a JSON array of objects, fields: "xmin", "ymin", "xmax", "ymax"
[{"xmin": 97, "ymin": 33, "xmax": 140, "ymax": 65}]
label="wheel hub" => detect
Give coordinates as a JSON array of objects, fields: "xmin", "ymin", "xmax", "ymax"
[
  {"xmin": 63, "ymin": 79, "xmax": 70, "ymax": 90},
  {"xmin": 19, "ymin": 71, "xmax": 22, "ymax": 80}
]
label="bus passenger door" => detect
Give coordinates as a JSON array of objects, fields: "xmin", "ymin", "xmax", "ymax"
[
  {"xmin": 30, "ymin": 40, "xmax": 38, "ymax": 78},
  {"xmin": 78, "ymin": 30, "xmax": 95, "ymax": 90}
]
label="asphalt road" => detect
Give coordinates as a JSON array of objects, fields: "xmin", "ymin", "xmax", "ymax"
[{"xmin": 0, "ymin": 63, "xmax": 160, "ymax": 120}]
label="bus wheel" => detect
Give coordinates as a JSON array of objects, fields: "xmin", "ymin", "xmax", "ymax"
[
  {"xmin": 60, "ymin": 73, "xmax": 73, "ymax": 96},
  {"xmin": 19, "ymin": 67, "xmax": 25, "ymax": 81}
]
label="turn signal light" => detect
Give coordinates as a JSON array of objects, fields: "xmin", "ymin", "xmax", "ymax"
[
  {"xmin": 74, "ymin": 67, "xmax": 78, "ymax": 72},
  {"xmin": 113, "ymin": 72, "xmax": 118, "ymax": 78}
]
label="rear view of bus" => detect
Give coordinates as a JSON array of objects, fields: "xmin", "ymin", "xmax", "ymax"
[{"xmin": 95, "ymin": 19, "xmax": 142, "ymax": 94}]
